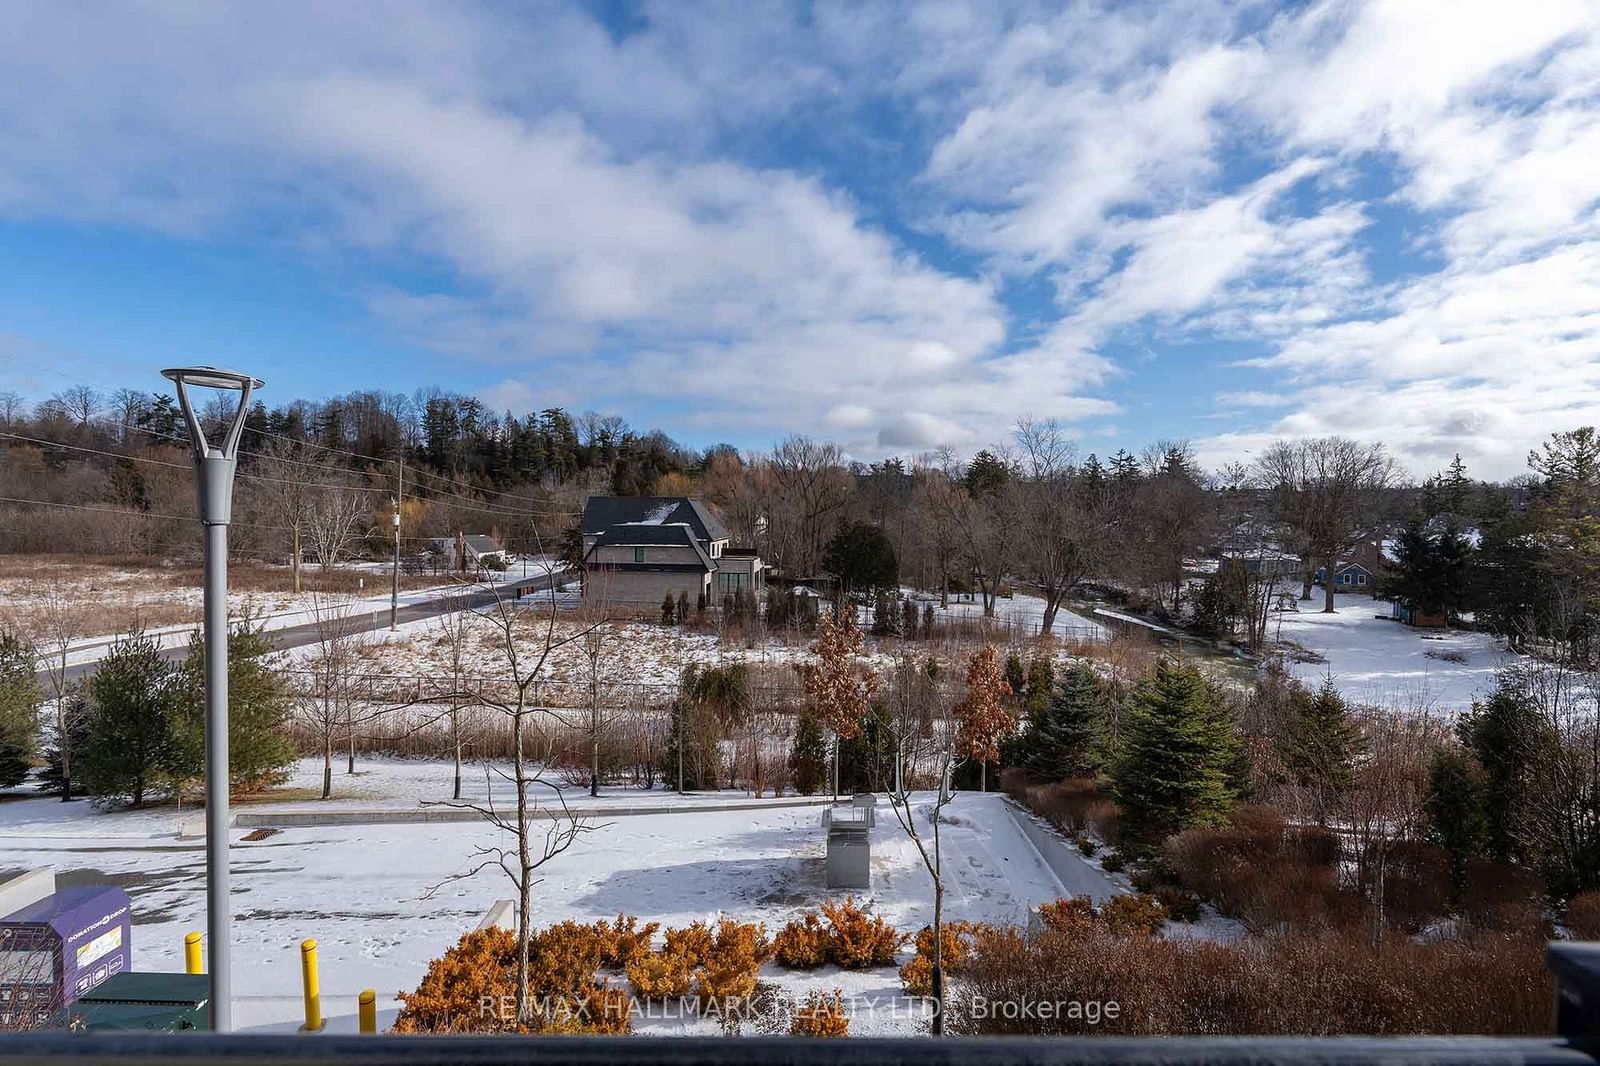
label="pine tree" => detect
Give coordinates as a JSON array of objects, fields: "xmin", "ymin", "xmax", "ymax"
[
  {"xmin": 169, "ymin": 621, "xmax": 297, "ymax": 794},
  {"xmin": 1424, "ymin": 745, "xmax": 1487, "ymax": 902},
  {"xmin": 677, "ymin": 591, "xmax": 690, "ymax": 627},
  {"xmin": 1457, "ymin": 681, "xmax": 1543, "ymax": 865},
  {"xmin": 79, "ymin": 631, "xmax": 178, "ymax": 807},
  {"xmin": 1026, "ymin": 663, "xmax": 1104, "ymax": 783},
  {"xmin": 788, "ymin": 709, "xmax": 828, "ymax": 796},
  {"xmin": 1003, "ymin": 652, "xmax": 1026, "ymax": 703},
  {"xmin": 1112, "ymin": 659, "xmax": 1239, "ymax": 846},
  {"xmin": 1282, "ymin": 677, "xmax": 1363, "ymax": 821},
  {"xmin": 0, "ymin": 631, "xmax": 40, "ymax": 789},
  {"xmin": 1024, "ymin": 654, "xmax": 1055, "ymax": 720},
  {"xmin": 661, "ymin": 593, "xmax": 676, "ymax": 626},
  {"xmin": 900, "ymin": 597, "xmax": 918, "ymax": 640}
]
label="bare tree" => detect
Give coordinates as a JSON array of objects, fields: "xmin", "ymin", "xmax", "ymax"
[
  {"xmin": 293, "ymin": 597, "xmax": 382, "ymax": 799},
  {"xmin": 885, "ymin": 703, "xmax": 958, "ymax": 1036},
  {"xmin": 423, "ymin": 559, "xmax": 606, "ymax": 1024},
  {"xmin": 304, "ymin": 488, "xmax": 368, "ymax": 571},
  {"xmin": 1010, "ymin": 418, "xmax": 1101, "ymax": 633},
  {"xmin": 35, "ymin": 582, "xmax": 85, "ymax": 802},
  {"xmin": 52, "ymin": 385, "xmax": 99, "ymax": 428},
  {"xmin": 767, "ymin": 435, "xmax": 851, "ymax": 578},
  {"xmin": 253, "ymin": 438, "xmax": 319, "ymax": 591},
  {"xmin": 1256, "ymin": 437, "xmax": 1399, "ymax": 613},
  {"xmin": 427, "ymin": 585, "xmax": 485, "ymax": 801}
]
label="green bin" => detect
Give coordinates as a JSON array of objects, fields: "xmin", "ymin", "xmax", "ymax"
[{"xmin": 53, "ymin": 972, "xmax": 210, "ymax": 1032}]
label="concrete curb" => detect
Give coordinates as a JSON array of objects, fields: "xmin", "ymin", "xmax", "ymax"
[{"xmin": 233, "ymin": 795, "xmax": 840, "ymax": 828}]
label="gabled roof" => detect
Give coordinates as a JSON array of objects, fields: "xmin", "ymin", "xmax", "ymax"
[
  {"xmin": 581, "ymin": 496, "xmax": 728, "ymax": 543},
  {"xmin": 586, "ymin": 522, "xmax": 716, "ymax": 571}
]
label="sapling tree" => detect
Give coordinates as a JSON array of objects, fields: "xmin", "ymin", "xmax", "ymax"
[
  {"xmin": 804, "ymin": 613, "xmax": 878, "ymax": 799},
  {"xmin": 422, "ymin": 557, "xmax": 606, "ymax": 1025},
  {"xmin": 953, "ymin": 644, "xmax": 1015, "ymax": 793}
]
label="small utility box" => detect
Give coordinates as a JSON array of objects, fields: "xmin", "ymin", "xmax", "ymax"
[
  {"xmin": 54, "ymin": 972, "xmax": 210, "ymax": 1032},
  {"xmin": 0, "ymin": 874, "xmax": 132, "ymax": 1027},
  {"xmin": 825, "ymin": 802, "xmax": 873, "ymax": 890}
]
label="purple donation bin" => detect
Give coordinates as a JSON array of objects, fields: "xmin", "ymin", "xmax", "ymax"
[{"xmin": 0, "ymin": 884, "xmax": 133, "ymax": 1027}]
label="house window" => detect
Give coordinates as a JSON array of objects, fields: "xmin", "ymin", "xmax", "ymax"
[
  {"xmin": 1357, "ymin": 573, "xmax": 1368, "ymax": 586},
  {"xmin": 634, "ymin": 548, "xmax": 646, "ymax": 563},
  {"xmin": 717, "ymin": 572, "xmax": 746, "ymax": 593}
]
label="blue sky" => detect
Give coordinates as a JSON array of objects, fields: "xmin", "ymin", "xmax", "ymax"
[{"xmin": 1, "ymin": 0, "xmax": 1598, "ymax": 478}]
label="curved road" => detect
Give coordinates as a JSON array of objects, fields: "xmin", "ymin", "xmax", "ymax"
[{"xmin": 41, "ymin": 570, "xmax": 569, "ymax": 685}]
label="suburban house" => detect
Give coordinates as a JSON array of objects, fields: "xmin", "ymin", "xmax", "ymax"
[
  {"xmin": 579, "ymin": 496, "xmax": 765, "ymax": 606},
  {"xmin": 428, "ymin": 534, "xmax": 507, "ymax": 571},
  {"xmin": 1314, "ymin": 536, "xmax": 1392, "ymax": 593}
]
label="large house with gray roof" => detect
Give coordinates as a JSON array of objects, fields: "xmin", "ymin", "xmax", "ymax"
[{"xmin": 579, "ymin": 496, "xmax": 765, "ymax": 607}]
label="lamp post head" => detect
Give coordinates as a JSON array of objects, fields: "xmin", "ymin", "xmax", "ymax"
[{"xmin": 160, "ymin": 365, "xmax": 264, "ymax": 525}]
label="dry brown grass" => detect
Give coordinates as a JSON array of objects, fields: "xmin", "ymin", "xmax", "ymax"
[{"xmin": 949, "ymin": 924, "xmax": 1551, "ymax": 1036}]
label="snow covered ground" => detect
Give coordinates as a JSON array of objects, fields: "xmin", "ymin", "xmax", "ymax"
[
  {"xmin": 0, "ymin": 762, "xmax": 1109, "ymax": 1035},
  {"xmin": 1269, "ymin": 592, "xmax": 1521, "ymax": 714},
  {"xmin": 4, "ymin": 557, "xmax": 551, "ymax": 666},
  {"xmin": 914, "ymin": 589, "xmax": 1108, "ymax": 640}
]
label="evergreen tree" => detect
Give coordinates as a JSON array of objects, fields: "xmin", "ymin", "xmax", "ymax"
[
  {"xmin": 1024, "ymin": 654, "xmax": 1055, "ymax": 721},
  {"xmin": 1281, "ymin": 677, "xmax": 1363, "ymax": 821},
  {"xmin": 1112, "ymin": 659, "xmax": 1240, "ymax": 846},
  {"xmin": 79, "ymin": 631, "xmax": 177, "ymax": 807},
  {"xmin": 963, "ymin": 450, "xmax": 1010, "ymax": 497},
  {"xmin": 1424, "ymin": 745, "xmax": 1487, "ymax": 902},
  {"xmin": 900, "ymin": 597, "xmax": 918, "ymax": 640},
  {"xmin": 677, "ymin": 590, "xmax": 690, "ymax": 627},
  {"xmin": 788, "ymin": 709, "xmax": 828, "ymax": 796},
  {"xmin": 169, "ymin": 621, "xmax": 297, "ymax": 794},
  {"xmin": 1025, "ymin": 663, "xmax": 1104, "ymax": 783},
  {"xmin": 38, "ymin": 686, "xmax": 89, "ymax": 796},
  {"xmin": 661, "ymin": 593, "xmax": 676, "ymax": 626},
  {"xmin": 1003, "ymin": 652, "xmax": 1026, "ymax": 704},
  {"xmin": 1457, "ymin": 680, "xmax": 1544, "ymax": 865},
  {"xmin": 0, "ymin": 631, "xmax": 40, "ymax": 789}
]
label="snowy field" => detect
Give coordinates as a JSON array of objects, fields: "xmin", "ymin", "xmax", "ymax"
[
  {"xmin": 1269, "ymin": 592, "xmax": 1521, "ymax": 714},
  {"xmin": 0, "ymin": 765, "xmax": 1112, "ymax": 1034},
  {"xmin": 912, "ymin": 589, "xmax": 1108, "ymax": 640}
]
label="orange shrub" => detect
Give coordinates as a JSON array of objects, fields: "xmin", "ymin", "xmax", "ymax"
[
  {"xmin": 394, "ymin": 926, "xmax": 516, "ymax": 1033},
  {"xmin": 790, "ymin": 989, "xmax": 850, "ymax": 1036},
  {"xmin": 529, "ymin": 920, "xmax": 604, "ymax": 995},
  {"xmin": 695, "ymin": 948, "xmax": 762, "ymax": 1005},
  {"xmin": 773, "ymin": 912, "xmax": 830, "ymax": 969},
  {"xmin": 711, "ymin": 917, "xmax": 772, "ymax": 963},
  {"xmin": 900, "ymin": 920, "xmax": 983, "ymax": 995},
  {"xmin": 820, "ymin": 897, "xmax": 907, "ymax": 968},
  {"xmin": 1038, "ymin": 897, "xmax": 1096, "ymax": 934},
  {"xmin": 662, "ymin": 921, "xmax": 715, "ymax": 967},
  {"xmin": 1101, "ymin": 894, "xmax": 1166, "ymax": 937},
  {"xmin": 899, "ymin": 953, "xmax": 937, "ymax": 997},
  {"xmin": 596, "ymin": 914, "xmax": 660, "ymax": 970},
  {"xmin": 626, "ymin": 951, "xmax": 692, "ymax": 1001}
]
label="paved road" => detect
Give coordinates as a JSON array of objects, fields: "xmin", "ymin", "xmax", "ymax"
[{"xmin": 40, "ymin": 570, "xmax": 570, "ymax": 685}]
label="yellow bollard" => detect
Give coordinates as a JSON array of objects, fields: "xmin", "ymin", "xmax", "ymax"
[
  {"xmin": 358, "ymin": 988, "xmax": 377, "ymax": 1034},
  {"xmin": 184, "ymin": 931, "xmax": 203, "ymax": 975},
  {"xmin": 299, "ymin": 938, "xmax": 324, "ymax": 1032}
]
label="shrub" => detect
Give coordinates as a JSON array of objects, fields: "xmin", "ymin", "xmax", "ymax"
[
  {"xmin": 1568, "ymin": 890, "xmax": 1600, "ymax": 941},
  {"xmin": 395, "ymin": 927, "xmax": 515, "ymax": 1032},
  {"xmin": 695, "ymin": 948, "xmax": 762, "ymax": 1005},
  {"xmin": 1100, "ymin": 851, "xmax": 1126, "ymax": 873},
  {"xmin": 396, "ymin": 926, "xmax": 630, "ymax": 1034},
  {"xmin": 899, "ymin": 921, "xmax": 982, "ymax": 996},
  {"xmin": 596, "ymin": 914, "xmax": 660, "ymax": 970},
  {"xmin": 626, "ymin": 951, "xmax": 692, "ymax": 1001},
  {"xmin": 662, "ymin": 921, "xmax": 715, "ymax": 967},
  {"xmin": 898, "ymin": 953, "xmax": 937, "ymax": 997},
  {"xmin": 773, "ymin": 912, "xmax": 830, "ymax": 969},
  {"xmin": 1075, "ymin": 835, "xmax": 1099, "ymax": 857},
  {"xmin": 790, "ymin": 989, "xmax": 849, "ymax": 1036},
  {"xmin": 1101, "ymin": 894, "xmax": 1166, "ymax": 937},
  {"xmin": 948, "ymin": 924, "xmax": 1549, "ymax": 1035},
  {"xmin": 1166, "ymin": 821, "xmax": 1356, "ymax": 933},
  {"xmin": 1156, "ymin": 888, "xmax": 1203, "ymax": 923},
  {"xmin": 1038, "ymin": 897, "xmax": 1096, "ymax": 935},
  {"xmin": 819, "ymin": 897, "xmax": 906, "ymax": 969},
  {"xmin": 1367, "ymin": 841, "xmax": 1451, "ymax": 934},
  {"xmin": 711, "ymin": 917, "xmax": 772, "ymax": 964}
]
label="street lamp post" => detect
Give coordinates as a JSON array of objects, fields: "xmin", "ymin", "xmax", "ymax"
[{"xmin": 162, "ymin": 365, "xmax": 263, "ymax": 1034}]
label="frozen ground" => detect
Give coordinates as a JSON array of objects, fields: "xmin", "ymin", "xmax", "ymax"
[
  {"xmin": 0, "ymin": 766, "xmax": 1114, "ymax": 1035},
  {"xmin": 912, "ymin": 589, "xmax": 1108, "ymax": 640},
  {"xmin": 1269, "ymin": 592, "xmax": 1522, "ymax": 714}
]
